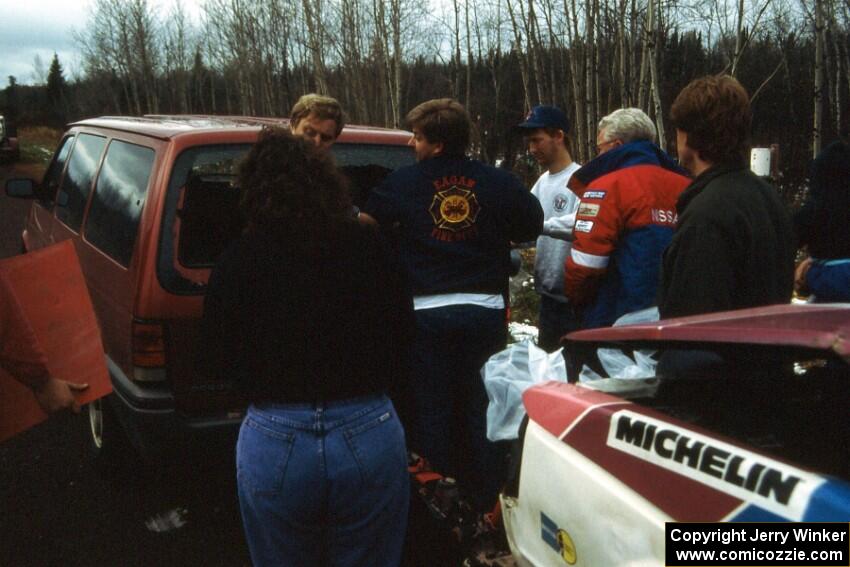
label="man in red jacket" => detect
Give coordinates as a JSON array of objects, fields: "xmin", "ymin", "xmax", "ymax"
[{"xmin": 565, "ymin": 108, "xmax": 690, "ymax": 328}]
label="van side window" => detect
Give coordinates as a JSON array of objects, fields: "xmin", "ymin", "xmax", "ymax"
[
  {"xmin": 56, "ymin": 133, "xmax": 107, "ymax": 231},
  {"xmin": 37, "ymin": 135, "xmax": 75, "ymax": 208},
  {"xmin": 85, "ymin": 140, "xmax": 155, "ymax": 267},
  {"xmin": 332, "ymin": 144, "xmax": 416, "ymax": 207}
]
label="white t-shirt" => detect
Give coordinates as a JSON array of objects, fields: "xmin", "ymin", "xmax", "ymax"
[{"xmin": 531, "ymin": 162, "xmax": 581, "ymax": 301}]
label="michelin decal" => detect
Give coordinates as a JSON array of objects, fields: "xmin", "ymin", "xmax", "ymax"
[{"xmin": 607, "ymin": 410, "xmax": 824, "ymax": 521}]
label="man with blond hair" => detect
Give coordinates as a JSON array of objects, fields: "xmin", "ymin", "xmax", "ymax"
[
  {"xmin": 362, "ymin": 98, "xmax": 542, "ymax": 510},
  {"xmin": 564, "ymin": 108, "xmax": 689, "ymax": 328},
  {"xmin": 289, "ymin": 93, "xmax": 346, "ymax": 152}
]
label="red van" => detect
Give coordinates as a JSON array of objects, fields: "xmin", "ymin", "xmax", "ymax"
[{"xmin": 6, "ymin": 115, "xmax": 414, "ymax": 462}]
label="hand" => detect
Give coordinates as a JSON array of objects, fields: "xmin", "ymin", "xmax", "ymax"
[
  {"xmin": 357, "ymin": 211, "xmax": 378, "ymax": 226},
  {"xmin": 32, "ymin": 377, "xmax": 88, "ymax": 414},
  {"xmin": 794, "ymin": 257, "xmax": 813, "ymax": 295}
]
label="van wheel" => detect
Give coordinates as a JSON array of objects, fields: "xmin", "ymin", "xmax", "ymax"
[{"xmin": 85, "ymin": 397, "xmax": 131, "ymax": 469}]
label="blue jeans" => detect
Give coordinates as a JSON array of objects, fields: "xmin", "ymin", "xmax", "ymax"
[
  {"xmin": 236, "ymin": 395, "xmax": 409, "ymax": 567},
  {"xmin": 537, "ymin": 295, "xmax": 580, "ymax": 352},
  {"xmin": 411, "ymin": 304, "xmax": 508, "ymax": 511}
]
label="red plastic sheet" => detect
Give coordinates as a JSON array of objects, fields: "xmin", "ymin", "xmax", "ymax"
[{"xmin": 0, "ymin": 241, "xmax": 111, "ymax": 442}]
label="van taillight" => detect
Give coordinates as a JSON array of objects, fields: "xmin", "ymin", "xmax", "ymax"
[{"xmin": 132, "ymin": 320, "xmax": 167, "ymax": 381}]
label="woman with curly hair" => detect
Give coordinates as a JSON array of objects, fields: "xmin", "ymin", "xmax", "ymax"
[{"xmin": 201, "ymin": 127, "xmax": 413, "ymax": 567}]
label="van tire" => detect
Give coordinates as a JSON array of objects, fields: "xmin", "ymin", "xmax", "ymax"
[{"xmin": 84, "ymin": 396, "xmax": 132, "ymax": 470}]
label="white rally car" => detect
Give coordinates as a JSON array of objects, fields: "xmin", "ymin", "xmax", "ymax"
[{"xmin": 501, "ymin": 304, "xmax": 850, "ymax": 566}]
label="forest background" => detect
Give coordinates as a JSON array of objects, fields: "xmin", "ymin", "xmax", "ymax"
[{"xmin": 1, "ymin": 0, "xmax": 845, "ymax": 190}]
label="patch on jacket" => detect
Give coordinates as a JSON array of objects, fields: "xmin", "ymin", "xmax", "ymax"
[
  {"xmin": 575, "ymin": 220, "xmax": 594, "ymax": 233},
  {"xmin": 577, "ymin": 202, "xmax": 600, "ymax": 217},
  {"xmin": 429, "ymin": 183, "xmax": 481, "ymax": 241},
  {"xmin": 583, "ymin": 190, "xmax": 607, "ymax": 200},
  {"xmin": 651, "ymin": 208, "xmax": 678, "ymax": 225}
]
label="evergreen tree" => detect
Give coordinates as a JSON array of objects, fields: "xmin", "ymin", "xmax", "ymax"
[
  {"xmin": 46, "ymin": 54, "xmax": 67, "ymax": 126},
  {"xmin": 4, "ymin": 76, "xmax": 19, "ymax": 124}
]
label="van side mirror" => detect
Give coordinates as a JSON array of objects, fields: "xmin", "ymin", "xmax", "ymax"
[{"xmin": 5, "ymin": 178, "xmax": 35, "ymax": 198}]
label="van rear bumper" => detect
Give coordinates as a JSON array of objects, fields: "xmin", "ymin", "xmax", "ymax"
[{"xmin": 106, "ymin": 358, "xmax": 242, "ymax": 458}]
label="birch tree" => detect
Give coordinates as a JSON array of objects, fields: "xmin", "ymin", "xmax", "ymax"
[{"xmin": 813, "ymin": 0, "xmax": 825, "ymax": 155}]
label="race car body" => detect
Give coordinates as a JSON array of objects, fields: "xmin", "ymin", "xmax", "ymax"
[{"xmin": 502, "ymin": 304, "xmax": 850, "ymax": 566}]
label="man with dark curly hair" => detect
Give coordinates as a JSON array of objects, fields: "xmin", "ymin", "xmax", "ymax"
[
  {"xmin": 658, "ymin": 74, "xmax": 794, "ymax": 318},
  {"xmin": 361, "ymin": 98, "xmax": 543, "ymax": 510}
]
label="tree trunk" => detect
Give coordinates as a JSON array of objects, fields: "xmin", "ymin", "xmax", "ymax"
[
  {"xmin": 302, "ymin": 0, "xmax": 328, "ymax": 94},
  {"xmin": 638, "ymin": 0, "xmax": 652, "ymax": 112},
  {"xmin": 648, "ymin": 0, "xmax": 665, "ymax": 149},
  {"xmin": 465, "ymin": 0, "xmax": 473, "ymax": 110},
  {"xmin": 453, "ymin": 0, "xmax": 462, "ymax": 99},
  {"xmin": 566, "ymin": 0, "xmax": 586, "ymax": 161},
  {"xmin": 585, "ymin": 0, "xmax": 597, "ymax": 158},
  {"xmin": 829, "ymin": 15, "xmax": 842, "ymax": 134},
  {"xmin": 506, "ymin": 0, "xmax": 531, "ymax": 111},
  {"xmin": 731, "ymin": 0, "xmax": 745, "ymax": 76},
  {"xmin": 391, "ymin": 0, "xmax": 402, "ymax": 127},
  {"xmin": 814, "ymin": 0, "xmax": 825, "ymax": 157},
  {"xmin": 618, "ymin": 0, "xmax": 629, "ymax": 106}
]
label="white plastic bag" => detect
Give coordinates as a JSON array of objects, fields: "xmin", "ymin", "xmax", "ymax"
[
  {"xmin": 481, "ymin": 339, "xmax": 567, "ymax": 441},
  {"xmin": 579, "ymin": 307, "xmax": 659, "ymax": 382}
]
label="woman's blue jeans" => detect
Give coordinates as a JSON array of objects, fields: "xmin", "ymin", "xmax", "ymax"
[{"xmin": 236, "ymin": 395, "xmax": 409, "ymax": 567}]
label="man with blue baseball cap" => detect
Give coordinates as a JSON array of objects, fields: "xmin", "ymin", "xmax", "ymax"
[{"xmin": 518, "ymin": 105, "xmax": 582, "ymax": 352}]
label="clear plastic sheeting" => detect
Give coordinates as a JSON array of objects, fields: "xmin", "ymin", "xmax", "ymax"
[
  {"xmin": 145, "ymin": 508, "xmax": 188, "ymax": 533},
  {"xmin": 579, "ymin": 307, "xmax": 660, "ymax": 383},
  {"xmin": 482, "ymin": 340, "xmax": 567, "ymax": 441},
  {"xmin": 507, "ymin": 321, "xmax": 538, "ymax": 343}
]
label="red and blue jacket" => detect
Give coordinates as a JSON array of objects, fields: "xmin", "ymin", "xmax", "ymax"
[{"xmin": 565, "ymin": 140, "xmax": 690, "ymax": 328}]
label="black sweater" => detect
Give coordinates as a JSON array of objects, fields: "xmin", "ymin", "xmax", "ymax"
[
  {"xmin": 658, "ymin": 163, "xmax": 794, "ymax": 318},
  {"xmin": 200, "ymin": 222, "xmax": 414, "ymax": 403}
]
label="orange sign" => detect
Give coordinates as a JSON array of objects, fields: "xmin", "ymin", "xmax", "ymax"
[{"xmin": 0, "ymin": 241, "xmax": 111, "ymax": 442}]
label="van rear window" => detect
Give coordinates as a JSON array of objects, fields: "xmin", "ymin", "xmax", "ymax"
[{"xmin": 158, "ymin": 142, "xmax": 413, "ymax": 294}]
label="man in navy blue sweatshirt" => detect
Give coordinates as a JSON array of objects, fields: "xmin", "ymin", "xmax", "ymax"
[{"xmin": 361, "ymin": 98, "xmax": 543, "ymax": 510}]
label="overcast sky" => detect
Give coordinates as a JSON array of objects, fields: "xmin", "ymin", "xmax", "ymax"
[{"xmin": 0, "ymin": 0, "xmax": 202, "ymax": 86}]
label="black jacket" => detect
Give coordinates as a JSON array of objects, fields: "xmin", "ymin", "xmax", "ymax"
[
  {"xmin": 658, "ymin": 163, "xmax": 794, "ymax": 318},
  {"xmin": 364, "ymin": 155, "xmax": 543, "ymax": 296},
  {"xmin": 200, "ymin": 222, "xmax": 414, "ymax": 404}
]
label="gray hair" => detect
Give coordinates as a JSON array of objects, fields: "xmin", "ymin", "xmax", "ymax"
[{"xmin": 597, "ymin": 108, "xmax": 657, "ymax": 144}]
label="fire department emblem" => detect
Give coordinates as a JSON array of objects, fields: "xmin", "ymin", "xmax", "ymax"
[{"xmin": 429, "ymin": 185, "xmax": 480, "ymax": 233}]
